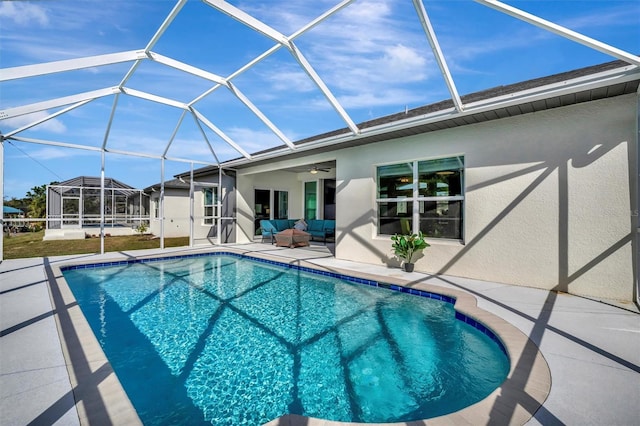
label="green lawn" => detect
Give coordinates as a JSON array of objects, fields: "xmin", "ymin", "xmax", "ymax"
[{"xmin": 3, "ymin": 231, "xmax": 190, "ymax": 259}]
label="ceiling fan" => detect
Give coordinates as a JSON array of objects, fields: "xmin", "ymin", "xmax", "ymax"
[{"xmin": 309, "ymin": 165, "xmax": 330, "ymax": 174}]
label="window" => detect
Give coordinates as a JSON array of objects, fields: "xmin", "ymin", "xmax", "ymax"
[
  {"xmin": 377, "ymin": 156, "xmax": 464, "ymax": 239},
  {"xmin": 273, "ymin": 190, "xmax": 288, "ymax": 219},
  {"xmin": 304, "ymin": 181, "xmax": 317, "ymax": 220},
  {"xmin": 323, "ymin": 179, "xmax": 336, "ymax": 220},
  {"xmin": 203, "ymin": 187, "xmax": 218, "ymax": 225},
  {"xmin": 153, "ymin": 199, "xmax": 159, "ymax": 219},
  {"xmin": 253, "ymin": 189, "xmax": 289, "ymax": 233}
]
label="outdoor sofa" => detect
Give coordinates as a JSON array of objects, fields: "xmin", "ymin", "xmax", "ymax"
[{"xmin": 260, "ymin": 219, "xmax": 335, "ymax": 244}]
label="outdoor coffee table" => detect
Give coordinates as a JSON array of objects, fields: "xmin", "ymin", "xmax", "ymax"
[{"xmin": 275, "ymin": 228, "xmax": 311, "ymax": 248}]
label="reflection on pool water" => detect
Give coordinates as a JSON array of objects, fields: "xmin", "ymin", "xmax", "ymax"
[{"xmin": 63, "ymin": 254, "xmax": 509, "ymax": 425}]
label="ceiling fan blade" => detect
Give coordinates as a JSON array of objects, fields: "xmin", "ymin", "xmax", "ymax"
[{"xmin": 308, "ymin": 165, "xmax": 331, "ymax": 173}]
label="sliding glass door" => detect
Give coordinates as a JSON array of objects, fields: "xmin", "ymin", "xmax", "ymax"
[
  {"xmin": 254, "ymin": 189, "xmax": 289, "ymax": 234},
  {"xmin": 304, "ymin": 181, "xmax": 317, "ymax": 220},
  {"xmin": 273, "ymin": 190, "xmax": 288, "ymax": 219},
  {"xmin": 323, "ymin": 179, "xmax": 336, "ymax": 220}
]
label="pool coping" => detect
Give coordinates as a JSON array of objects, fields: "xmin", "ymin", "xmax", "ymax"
[{"xmin": 46, "ymin": 247, "xmax": 551, "ymax": 426}]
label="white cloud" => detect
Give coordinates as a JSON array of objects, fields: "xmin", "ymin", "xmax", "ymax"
[
  {"xmin": 239, "ymin": 0, "xmax": 434, "ymax": 109},
  {"xmin": 5, "ymin": 143, "xmax": 94, "ymax": 163},
  {"xmin": 104, "ymin": 132, "xmax": 226, "ymax": 165},
  {"xmin": 340, "ymin": 0, "xmax": 392, "ymax": 26},
  {"xmin": 547, "ymin": 5, "xmax": 638, "ymax": 31},
  {"xmin": 323, "ymin": 43, "xmax": 428, "ymax": 89},
  {"xmin": 0, "ymin": 1, "xmax": 151, "ymax": 65},
  {"xmin": 167, "ymin": 138, "xmax": 223, "ymax": 161},
  {"xmin": 106, "ymin": 134, "xmax": 171, "ymax": 155},
  {"xmin": 335, "ymin": 88, "xmax": 429, "ymax": 110},
  {"xmin": 29, "ymin": 146, "xmax": 81, "ymax": 161},
  {"xmin": 259, "ymin": 67, "xmax": 317, "ymax": 93},
  {"xmin": 227, "ymin": 127, "xmax": 290, "ymax": 153},
  {"xmin": 0, "ymin": 2, "xmax": 49, "ymax": 27},
  {"xmin": 2, "ymin": 112, "xmax": 67, "ymax": 134},
  {"xmin": 238, "ymin": 0, "xmax": 318, "ymax": 34},
  {"xmin": 159, "ymin": 128, "xmax": 286, "ymax": 163},
  {"xmin": 383, "ymin": 44, "xmax": 427, "ymax": 75}
]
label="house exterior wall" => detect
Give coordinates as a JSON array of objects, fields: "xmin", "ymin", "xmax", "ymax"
[
  {"xmin": 148, "ymin": 173, "xmax": 237, "ymax": 242},
  {"xmin": 333, "ymin": 94, "xmax": 637, "ymax": 301},
  {"xmin": 149, "ymin": 188, "xmax": 190, "ymax": 238}
]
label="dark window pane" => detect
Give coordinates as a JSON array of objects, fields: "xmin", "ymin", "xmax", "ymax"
[
  {"xmin": 254, "ymin": 189, "xmax": 270, "ymax": 234},
  {"xmin": 418, "ymin": 157, "xmax": 463, "ymax": 197},
  {"xmin": 63, "ymin": 199, "xmax": 79, "ymax": 214},
  {"xmin": 115, "ymin": 196, "xmax": 127, "ymax": 214},
  {"xmin": 305, "ymin": 182, "xmax": 317, "ymax": 220},
  {"xmin": 377, "ymin": 163, "xmax": 413, "ymax": 199},
  {"xmin": 324, "ymin": 179, "xmax": 336, "ymax": 220},
  {"xmin": 419, "ymin": 200, "xmax": 462, "ymax": 239},
  {"xmin": 274, "ymin": 191, "xmax": 288, "ymax": 219},
  {"xmin": 204, "ymin": 188, "xmax": 214, "ymax": 205},
  {"xmin": 378, "ymin": 201, "xmax": 413, "ymax": 235},
  {"xmin": 417, "ymin": 156, "xmax": 463, "ymax": 173}
]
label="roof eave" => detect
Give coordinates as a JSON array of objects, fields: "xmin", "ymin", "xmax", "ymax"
[{"xmin": 219, "ymin": 63, "xmax": 639, "ymax": 170}]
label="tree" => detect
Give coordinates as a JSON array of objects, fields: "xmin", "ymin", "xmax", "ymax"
[
  {"xmin": 25, "ymin": 184, "xmax": 48, "ymax": 218},
  {"xmin": 3, "ymin": 196, "xmax": 28, "ymax": 212}
]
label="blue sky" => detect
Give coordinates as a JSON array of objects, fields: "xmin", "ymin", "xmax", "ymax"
[{"xmin": 1, "ymin": 0, "xmax": 638, "ymax": 200}]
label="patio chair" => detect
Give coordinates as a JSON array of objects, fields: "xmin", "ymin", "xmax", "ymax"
[{"xmin": 260, "ymin": 220, "xmax": 278, "ymax": 244}]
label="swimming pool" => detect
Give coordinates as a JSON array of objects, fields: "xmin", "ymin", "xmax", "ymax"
[{"xmin": 62, "ymin": 252, "xmax": 510, "ymax": 425}]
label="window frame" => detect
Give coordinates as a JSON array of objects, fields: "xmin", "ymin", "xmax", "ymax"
[
  {"xmin": 202, "ymin": 186, "xmax": 219, "ymax": 225},
  {"xmin": 303, "ymin": 180, "xmax": 318, "ymax": 220},
  {"xmin": 375, "ymin": 155, "xmax": 464, "ymax": 241},
  {"xmin": 152, "ymin": 198, "xmax": 159, "ymax": 219}
]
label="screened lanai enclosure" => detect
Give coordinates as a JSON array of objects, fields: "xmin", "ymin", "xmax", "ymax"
[
  {"xmin": 1, "ymin": 0, "xmax": 638, "ymax": 259},
  {"xmin": 45, "ymin": 176, "xmax": 149, "ymax": 240}
]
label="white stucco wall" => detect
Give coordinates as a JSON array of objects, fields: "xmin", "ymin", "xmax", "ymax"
[
  {"xmin": 149, "ymin": 179, "xmax": 236, "ymax": 242},
  {"xmin": 333, "ymin": 94, "xmax": 637, "ymax": 301},
  {"xmin": 149, "ymin": 188, "xmax": 191, "ymax": 238}
]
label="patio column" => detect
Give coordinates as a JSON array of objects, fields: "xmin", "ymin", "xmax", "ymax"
[
  {"xmin": 189, "ymin": 163, "xmax": 194, "ymax": 247},
  {"xmin": 636, "ymin": 89, "xmax": 640, "ymax": 306},
  {"xmin": 218, "ymin": 166, "xmax": 222, "ymax": 244},
  {"xmin": 160, "ymin": 158, "xmax": 165, "ymax": 250},
  {"xmin": 0, "ymin": 135, "xmax": 4, "ymax": 261},
  {"xmin": 100, "ymin": 150, "xmax": 105, "ymax": 255}
]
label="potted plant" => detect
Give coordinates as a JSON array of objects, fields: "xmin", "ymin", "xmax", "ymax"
[{"xmin": 391, "ymin": 231, "xmax": 430, "ymax": 272}]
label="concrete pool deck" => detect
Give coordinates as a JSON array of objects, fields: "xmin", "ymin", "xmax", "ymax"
[{"xmin": 1, "ymin": 243, "xmax": 638, "ymax": 425}]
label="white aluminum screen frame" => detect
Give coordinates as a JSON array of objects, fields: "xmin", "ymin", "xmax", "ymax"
[{"xmin": 0, "ymin": 0, "xmax": 638, "ymax": 260}]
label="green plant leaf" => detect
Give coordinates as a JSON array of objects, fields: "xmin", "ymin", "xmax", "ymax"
[{"xmin": 390, "ymin": 230, "xmax": 429, "ymax": 263}]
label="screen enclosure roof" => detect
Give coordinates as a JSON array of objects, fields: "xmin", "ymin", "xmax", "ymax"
[{"xmin": 1, "ymin": 0, "xmax": 639, "ymax": 170}]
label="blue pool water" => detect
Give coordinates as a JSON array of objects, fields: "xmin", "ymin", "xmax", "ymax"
[{"xmin": 63, "ymin": 254, "xmax": 509, "ymax": 425}]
